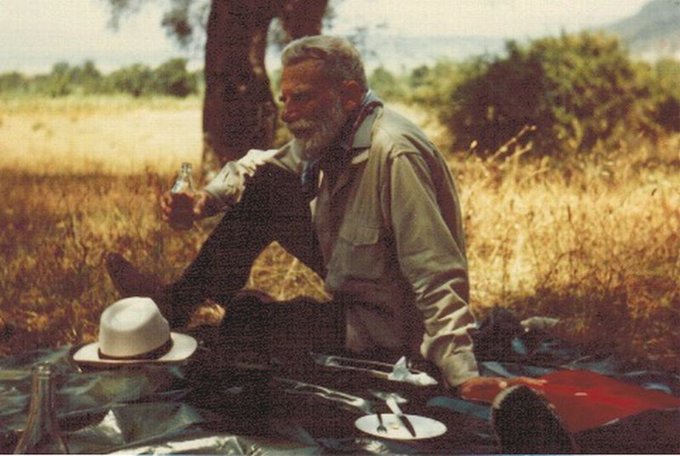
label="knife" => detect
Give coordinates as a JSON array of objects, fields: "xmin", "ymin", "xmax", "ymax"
[{"xmin": 386, "ymin": 396, "xmax": 417, "ymax": 437}]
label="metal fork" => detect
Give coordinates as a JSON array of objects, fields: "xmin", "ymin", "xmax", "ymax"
[
  {"xmin": 371, "ymin": 390, "xmax": 417, "ymax": 437},
  {"xmin": 376, "ymin": 412, "xmax": 387, "ymax": 434}
]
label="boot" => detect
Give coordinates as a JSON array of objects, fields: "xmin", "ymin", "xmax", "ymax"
[
  {"xmin": 492, "ymin": 384, "xmax": 578, "ymax": 454},
  {"xmin": 104, "ymin": 252, "xmax": 190, "ymax": 328}
]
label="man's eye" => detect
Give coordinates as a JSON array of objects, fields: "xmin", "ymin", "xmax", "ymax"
[
  {"xmin": 280, "ymin": 92, "xmax": 311, "ymax": 104},
  {"xmin": 292, "ymin": 93, "xmax": 310, "ymax": 102}
]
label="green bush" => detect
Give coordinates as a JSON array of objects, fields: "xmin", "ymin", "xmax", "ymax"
[
  {"xmin": 0, "ymin": 58, "xmax": 200, "ymax": 98},
  {"xmin": 0, "ymin": 72, "xmax": 28, "ymax": 94},
  {"xmin": 407, "ymin": 60, "xmax": 464, "ymax": 109},
  {"xmin": 651, "ymin": 59, "xmax": 680, "ymax": 132},
  {"xmin": 42, "ymin": 62, "xmax": 73, "ymax": 97},
  {"xmin": 443, "ymin": 32, "xmax": 668, "ymax": 156},
  {"xmin": 369, "ymin": 66, "xmax": 406, "ymax": 101},
  {"xmin": 152, "ymin": 58, "xmax": 198, "ymax": 97},
  {"xmin": 70, "ymin": 60, "xmax": 104, "ymax": 94},
  {"xmin": 106, "ymin": 64, "xmax": 155, "ymax": 97}
]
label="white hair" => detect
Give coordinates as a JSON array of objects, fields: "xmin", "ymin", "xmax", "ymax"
[{"xmin": 281, "ymin": 35, "xmax": 368, "ymax": 92}]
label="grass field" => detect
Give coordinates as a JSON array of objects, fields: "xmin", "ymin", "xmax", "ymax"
[{"xmin": 1, "ymin": 95, "xmax": 678, "ymax": 372}]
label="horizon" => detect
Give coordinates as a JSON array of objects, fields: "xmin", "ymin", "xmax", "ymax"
[{"xmin": 1, "ymin": 0, "xmax": 652, "ymax": 75}]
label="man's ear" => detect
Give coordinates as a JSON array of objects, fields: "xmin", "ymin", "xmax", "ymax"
[{"xmin": 340, "ymin": 80, "xmax": 364, "ymax": 112}]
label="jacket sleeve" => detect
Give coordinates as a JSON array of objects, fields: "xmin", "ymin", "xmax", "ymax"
[
  {"xmin": 202, "ymin": 148, "xmax": 284, "ymax": 213},
  {"xmin": 385, "ymin": 151, "xmax": 479, "ymax": 387}
]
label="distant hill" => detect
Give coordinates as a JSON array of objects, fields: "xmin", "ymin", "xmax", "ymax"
[
  {"xmin": 605, "ymin": 0, "xmax": 680, "ymax": 59},
  {"xmin": 359, "ymin": 33, "xmax": 506, "ymax": 71},
  {"xmin": 359, "ymin": 0, "xmax": 680, "ymax": 72}
]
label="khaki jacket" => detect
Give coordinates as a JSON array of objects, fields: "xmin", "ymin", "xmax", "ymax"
[{"xmin": 204, "ymin": 106, "xmax": 479, "ymax": 387}]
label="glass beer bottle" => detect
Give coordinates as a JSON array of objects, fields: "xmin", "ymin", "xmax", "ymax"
[
  {"xmin": 169, "ymin": 162, "xmax": 195, "ymax": 230},
  {"xmin": 14, "ymin": 363, "xmax": 68, "ymax": 454}
]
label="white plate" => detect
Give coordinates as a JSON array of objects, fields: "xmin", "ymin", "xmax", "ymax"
[{"xmin": 355, "ymin": 413, "xmax": 447, "ymax": 440}]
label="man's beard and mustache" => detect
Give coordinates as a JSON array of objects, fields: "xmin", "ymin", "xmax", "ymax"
[{"xmin": 286, "ymin": 95, "xmax": 347, "ymax": 162}]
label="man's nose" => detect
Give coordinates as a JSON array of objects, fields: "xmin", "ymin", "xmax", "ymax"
[{"xmin": 281, "ymin": 106, "xmax": 296, "ymax": 124}]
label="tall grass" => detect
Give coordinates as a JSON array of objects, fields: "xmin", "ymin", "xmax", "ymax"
[
  {"xmin": 458, "ymin": 137, "xmax": 679, "ymax": 367},
  {"xmin": 0, "ymin": 95, "xmax": 678, "ymax": 372}
]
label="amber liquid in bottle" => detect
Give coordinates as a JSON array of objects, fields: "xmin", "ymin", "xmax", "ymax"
[{"xmin": 169, "ymin": 162, "xmax": 195, "ymax": 230}]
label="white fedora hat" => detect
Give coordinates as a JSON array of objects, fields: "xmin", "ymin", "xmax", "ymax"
[{"xmin": 72, "ymin": 296, "xmax": 197, "ymax": 365}]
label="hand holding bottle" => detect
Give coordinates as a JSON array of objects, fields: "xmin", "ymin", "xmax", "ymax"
[
  {"xmin": 162, "ymin": 162, "xmax": 199, "ymax": 230},
  {"xmin": 160, "ymin": 190, "xmax": 211, "ymax": 229}
]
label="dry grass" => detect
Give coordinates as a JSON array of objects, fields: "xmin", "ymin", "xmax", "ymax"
[
  {"xmin": 0, "ymin": 95, "xmax": 202, "ymax": 174},
  {"xmin": 0, "ymin": 95, "xmax": 678, "ymax": 372},
  {"xmin": 458, "ymin": 138, "xmax": 680, "ymax": 367}
]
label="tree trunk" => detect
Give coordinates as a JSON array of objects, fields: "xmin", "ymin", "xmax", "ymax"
[
  {"xmin": 201, "ymin": 0, "xmax": 328, "ymax": 179},
  {"xmin": 201, "ymin": 0, "xmax": 275, "ymax": 178}
]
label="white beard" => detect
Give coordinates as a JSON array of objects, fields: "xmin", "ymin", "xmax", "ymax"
[{"xmin": 287, "ymin": 96, "xmax": 347, "ymax": 162}]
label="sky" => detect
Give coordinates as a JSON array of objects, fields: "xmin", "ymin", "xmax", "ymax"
[{"xmin": 0, "ymin": 0, "xmax": 651, "ymax": 74}]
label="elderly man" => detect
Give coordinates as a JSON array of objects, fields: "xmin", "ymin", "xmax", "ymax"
[{"xmin": 105, "ymin": 35, "xmax": 539, "ymax": 401}]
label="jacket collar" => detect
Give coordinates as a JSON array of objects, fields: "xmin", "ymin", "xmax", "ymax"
[
  {"xmin": 339, "ymin": 90, "xmax": 383, "ymax": 166},
  {"xmin": 345, "ymin": 90, "xmax": 383, "ymax": 148}
]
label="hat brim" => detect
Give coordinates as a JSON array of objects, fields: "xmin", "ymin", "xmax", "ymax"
[{"xmin": 72, "ymin": 332, "xmax": 197, "ymax": 366}]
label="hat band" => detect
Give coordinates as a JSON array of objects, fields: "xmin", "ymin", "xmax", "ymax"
[{"xmin": 98, "ymin": 337, "xmax": 174, "ymax": 361}]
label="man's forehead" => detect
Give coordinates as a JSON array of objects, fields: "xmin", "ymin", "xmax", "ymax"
[{"xmin": 281, "ymin": 59, "xmax": 328, "ymax": 87}]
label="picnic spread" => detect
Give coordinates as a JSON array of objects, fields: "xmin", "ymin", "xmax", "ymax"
[{"xmin": 1, "ymin": 308, "xmax": 679, "ymax": 454}]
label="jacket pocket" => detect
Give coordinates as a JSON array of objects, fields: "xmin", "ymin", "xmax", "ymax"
[{"xmin": 334, "ymin": 225, "xmax": 385, "ymax": 280}]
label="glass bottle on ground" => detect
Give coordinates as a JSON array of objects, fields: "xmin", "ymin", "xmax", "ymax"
[{"xmin": 14, "ymin": 362, "xmax": 68, "ymax": 454}]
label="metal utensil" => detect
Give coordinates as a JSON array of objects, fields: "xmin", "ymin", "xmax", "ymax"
[
  {"xmin": 275, "ymin": 377, "xmax": 374, "ymax": 414},
  {"xmin": 310, "ymin": 352, "xmax": 393, "ymax": 379},
  {"xmin": 386, "ymin": 396, "xmax": 417, "ymax": 437},
  {"xmin": 309, "ymin": 352, "xmax": 437, "ymax": 386},
  {"xmin": 370, "ymin": 389, "xmax": 408, "ymax": 404},
  {"xmin": 376, "ymin": 412, "xmax": 387, "ymax": 434}
]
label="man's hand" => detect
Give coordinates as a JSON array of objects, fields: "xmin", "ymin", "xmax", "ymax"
[
  {"xmin": 457, "ymin": 376, "xmax": 546, "ymax": 403},
  {"xmin": 160, "ymin": 190, "xmax": 212, "ymax": 226}
]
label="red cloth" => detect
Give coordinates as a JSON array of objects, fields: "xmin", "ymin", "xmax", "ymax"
[
  {"xmin": 466, "ymin": 370, "xmax": 680, "ymax": 432},
  {"xmin": 533, "ymin": 370, "xmax": 680, "ymax": 432}
]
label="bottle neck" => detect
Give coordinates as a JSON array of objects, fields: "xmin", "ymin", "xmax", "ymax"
[
  {"xmin": 14, "ymin": 364, "xmax": 68, "ymax": 454},
  {"xmin": 29, "ymin": 371, "xmax": 55, "ymax": 419},
  {"xmin": 172, "ymin": 163, "xmax": 195, "ymax": 194}
]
